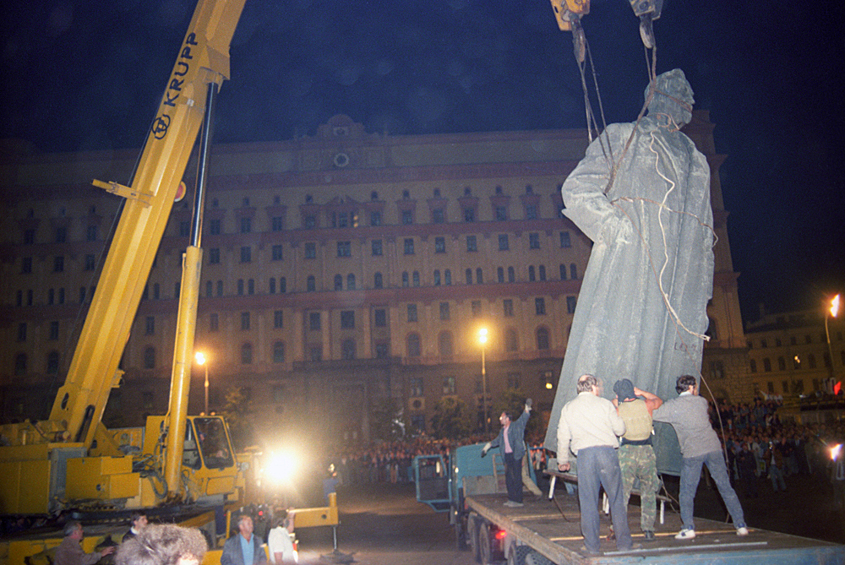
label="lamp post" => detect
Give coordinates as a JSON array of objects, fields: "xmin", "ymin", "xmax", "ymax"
[
  {"xmin": 478, "ymin": 327, "xmax": 489, "ymax": 434},
  {"xmin": 826, "ymin": 294, "xmax": 840, "ymax": 381},
  {"xmin": 195, "ymin": 352, "xmax": 209, "ymax": 415}
]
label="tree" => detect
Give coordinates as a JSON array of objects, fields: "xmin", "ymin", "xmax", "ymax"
[
  {"xmin": 430, "ymin": 397, "xmax": 473, "ymax": 439},
  {"xmin": 219, "ymin": 386, "xmax": 255, "ymax": 449},
  {"xmin": 370, "ymin": 398, "xmax": 409, "ymax": 442}
]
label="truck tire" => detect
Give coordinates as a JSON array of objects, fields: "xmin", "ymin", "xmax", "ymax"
[
  {"xmin": 478, "ymin": 521, "xmax": 492, "ymax": 565},
  {"xmin": 525, "ymin": 549, "xmax": 554, "ymax": 565},
  {"xmin": 507, "ymin": 545, "xmax": 531, "ymax": 565},
  {"xmin": 468, "ymin": 515, "xmax": 481, "ymax": 563}
]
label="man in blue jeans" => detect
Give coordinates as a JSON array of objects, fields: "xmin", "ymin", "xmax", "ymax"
[
  {"xmin": 652, "ymin": 375, "xmax": 749, "ymax": 539},
  {"xmin": 557, "ymin": 375, "xmax": 633, "ymax": 554}
]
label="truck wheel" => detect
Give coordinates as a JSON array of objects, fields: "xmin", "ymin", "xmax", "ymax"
[
  {"xmin": 507, "ymin": 545, "xmax": 531, "ymax": 565},
  {"xmin": 525, "ymin": 549, "xmax": 554, "ymax": 565},
  {"xmin": 468, "ymin": 515, "xmax": 481, "ymax": 563},
  {"xmin": 478, "ymin": 522, "xmax": 492, "ymax": 565}
]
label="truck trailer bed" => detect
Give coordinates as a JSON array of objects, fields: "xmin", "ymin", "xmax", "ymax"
[{"xmin": 465, "ymin": 490, "xmax": 844, "ymax": 565}]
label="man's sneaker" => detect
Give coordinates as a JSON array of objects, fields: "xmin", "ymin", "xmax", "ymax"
[
  {"xmin": 643, "ymin": 531, "xmax": 656, "ymax": 542},
  {"xmin": 503, "ymin": 501, "xmax": 524, "ymax": 508},
  {"xmin": 675, "ymin": 529, "xmax": 696, "ymax": 540},
  {"xmin": 736, "ymin": 526, "xmax": 749, "ymax": 536}
]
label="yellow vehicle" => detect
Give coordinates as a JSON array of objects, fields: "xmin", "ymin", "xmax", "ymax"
[{"xmin": 0, "ymin": 0, "xmax": 246, "ymax": 562}]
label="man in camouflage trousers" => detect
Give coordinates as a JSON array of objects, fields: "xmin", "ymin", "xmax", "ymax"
[{"xmin": 613, "ymin": 378, "xmax": 663, "ymax": 541}]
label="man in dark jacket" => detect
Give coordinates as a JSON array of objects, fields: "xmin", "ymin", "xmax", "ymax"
[
  {"xmin": 482, "ymin": 399, "xmax": 532, "ymax": 507},
  {"xmin": 221, "ymin": 515, "xmax": 266, "ymax": 565}
]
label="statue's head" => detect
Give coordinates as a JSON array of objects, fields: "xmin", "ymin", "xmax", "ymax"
[{"xmin": 646, "ymin": 68, "xmax": 694, "ymax": 127}]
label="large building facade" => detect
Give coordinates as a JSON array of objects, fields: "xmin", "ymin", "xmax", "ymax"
[{"xmin": 0, "ymin": 111, "xmax": 750, "ymax": 446}]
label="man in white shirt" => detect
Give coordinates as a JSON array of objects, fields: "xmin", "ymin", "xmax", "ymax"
[
  {"xmin": 268, "ymin": 514, "xmax": 297, "ymax": 563},
  {"xmin": 557, "ymin": 375, "xmax": 632, "ymax": 555}
]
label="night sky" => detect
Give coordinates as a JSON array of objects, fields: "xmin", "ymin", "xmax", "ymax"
[{"xmin": 2, "ymin": 0, "xmax": 843, "ymax": 323}]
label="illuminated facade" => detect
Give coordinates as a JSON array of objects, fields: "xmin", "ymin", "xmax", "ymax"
[{"xmin": 0, "ymin": 111, "xmax": 750, "ymax": 444}]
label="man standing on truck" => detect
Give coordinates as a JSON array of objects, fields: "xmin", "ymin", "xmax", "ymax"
[
  {"xmin": 481, "ymin": 399, "xmax": 532, "ymax": 507},
  {"xmin": 613, "ymin": 378, "xmax": 662, "ymax": 541},
  {"xmin": 557, "ymin": 375, "xmax": 633, "ymax": 554},
  {"xmin": 652, "ymin": 375, "xmax": 748, "ymax": 540}
]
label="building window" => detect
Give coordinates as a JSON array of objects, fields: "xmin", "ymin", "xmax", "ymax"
[
  {"xmin": 402, "ymin": 271, "xmax": 409, "ymax": 287},
  {"xmin": 209, "ymin": 219, "xmax": 221, "ymax": 235},
  {"xmin": 476, "ymin": 268, "xmax": 483, "ymax": 284},
  {"xmin": 145, "ymin": 316, "xmax": 155, "ymax": 335},
  {"xmin": 434, "ymin": 270, "xmax": 441, "ymax": 286},
  {"xmin": 269, "ymin": 278, "xmax": 276, "ymax": 294},
  {"xmin": 402, "ymin": 210, "xmax": 413, "ymax": 225},
  {"xmin": 407, "ymin": 334, "xmax": 421, "ymax": 357},
  {"xmin": 241, "ymin": 343, "xmax": 253, "ymax": 364},
  {"xmin": 241, "ymin": 312, "xmax": 250, "ymax": 331},
  {"xmin": 560, "ymin": 264, "xmax": 567, "ymax": 280},
  {"xmin": 85, "ymin": 254, "xmax": 96, "ymax": 271},
  {"xmin": 49, "ymin": 321, "xmax": 59, "ymax": 340},
  {"xmin": 463, "ymin": 208, "xmax": 475, "ymax": 223},
  {"xmin": 370, "ymin": 211, "xmax": 382, "ymax": 226},
  {"xmin": 535, "ymin": 297, "xmax": 546, "ymax": 315},
  {"xmin": 466, "ymin": 235, "xmax": 478, "ymax": 252},
  {"xmin": 434, "ymin": 236, "xmax": 446, "ymax": 253},
  {"xmin": 498, "ymin": 234, "xmax": 509, "ymax": 251},
  {"xmin": 466, "ymin": 269, "xmax": 473, "ymax": 284},
  {"xmin": 412, "ymin": 271, "xmax": 420, "ymax": 287},
  {"xmin": 248, "ymin": 279, "xmax": 254, "ymax": 295},
  {"xmin": 539, "ymin": 265, "xmax": 546, "ymax": 281},
  {"xmin": 374, "ymin": 308, "xmax": 387, "ymax": 327},
  {"xmin": 529, "ymin": 233, "xmax": 540, "ymax": 249},
  {"xmin": 442, "ymin": 375, "xmax": 456, "ymax": 395},
  {"xmin": 410, "ymin": 377, "xmax": 424, "ymax": 397},
  {"xmin": 21, "ymin": 257, "xmax": 32, "ymax": 274},
  {"xmin": 566, "ymin": 296, "xmax": 577, "ymax": 314},
  {"xmin": 526, "ymin": 204, "xmax": 537, "ymax": 220},
  {"xmin": 144, "ymin": 347, "xmax": 156, "ymax": 369},
  {"xmin": 179, "ymin": 221, "xmax": 190, "ymax": 237},
  {"xmin": 529, "ymin": 266, "xmax": 536, "ymax": 282},
  {"xmin": 309, "ymin": 312, "xmax": 321, "ymax": 331},
  {"xmin": 497, "ymin": 267, "xmax": 504, "ymax": 283},
  {"xmin": 749, "ymin": 359, "xmax": 757, "ymax": 373},
  {"xmin": 560, "ymin": 231, "xmax": 571, "ymax": 248},
  {"xmin": 372, "ymin": 239, "xmax": 383, "ymax": 256},
  {"xmin": 342, "ymin": 339, "xmax": 356, "ymax": 360},
  {"xmin": 240, "ymin": 217, "xmax": 252, "ymax": 234},
  {"xmin": 445, "ymin": 269, "xmax": 452, "ymax": 285},
  {"xmin": 334, "ymin": 275, "xmax": 343, "ymax": 291},
  {"xmin": 778, "ymin": 357, "xmax": 786, "ymax": 371},
  {"xmin": 505, "ymin": 328, "xmax": 518, "ymax": 351},
  {"xmin": 570, "ymin": 263, "xmax": 578, "ymax": 279},
  {"xmin": 337, "ymin": 241, "xmax": 352, "ymax": 257},
  {"xmin": 54, "ymin": 256, "xmax": 64, "ymax": 272},
  {"xmin": 407, "ymin": 304, "xmax": 418, "ymax": 322},
  {"xmin": 55, "ymin": 227, "xmax": 67, "ymax": 243},
  {"xmin": 279, "ymin": 277, "xmax": 287, "ymax": 292},
  {"xmin": 309, "ymin": 346, "xmax": 322, "ymax": 361},
  {"xmin": 15, "ymin": 353, "xmax": 27, "ymax": 375},
  {"xmin": 536, "ymin": 328, "xmax": 550, "ymax": 350},
  {"xmin": 304, "ymin": 215, "xmax": 316, "ymax": 229},
  {"xmin": 46, "ymin": 351, "xmax": 59, "ymax": 374},
  {"xmin": 273, "ymin": 341, "xmax": 285, "ymax": 363},
  {"xmin": 209, "ymin": 248, "xmax": 220, "ymax": 264},
  {"xmin": 17, "ymin": 323, "xmax": 27, "ymax": 342},
  {"xmin": 237, "ymin": 279, "xmax": 244, "ymax": 295},
  {"xmin": 240, "ymin": 246, "xmax": 251, "ymax": 263},
  {"xmin": 503, "ymin": 299, "xmax": 514, "ymax": 317},
  {"xmin": 432, "ymin": 208, "xmax": 445, "ymax": 224},
  {"xmin": 341, "ymin": 311, "xmax": 355, "ymax": 329},
  {"xmin": 507, "ymin": 373, "xmax": 521, "ymax": 389},
  {"xmin": 307, "ymin": 276, "xmax": 316, "ymax": 291},
  {"xmin": 209, "ymin": 313, "xmax": 219, "ymax": 332},
  {"xmin": 272, "ymin": 245, "xmax": 283, "ymax": 260},
  {"xmin": 374, "ymin": 272, "xmax": 383, "ymax": 289},
  {"xmin": 375, "ymin": 343, "xmax": 389, "ymax": 358},
  {"xmin": 305, "ymin": 243, "xmax": 317, "ymax": 259},
  {"xmin": 404, "ymin": 238, "xmax": 415, "ymax": 255},
  {"xmin": 763, "ymin": 358, "xmax": 772, "ymax": 372},
  {"xmin": 347, "ymin": 274, "xmax": 356, "ymax": 289},
  {"xmin": 272, "ymin": 216, "xmax": 284, "ymax": 231},
  {"xmin": 439, "ymin": 332, "xmax": 454, "ymax": 359},
  {"xmin": 495, "ymin": 206, "xmax": 507, "ymax": 221},
  {"xmin": 508, "ymin": 266, "xmax": 515, "ymax": 282},
  {"xmin": 440, "ymin": 302, "xmax": 450, "ymax": 321},
  {"xmin": 274, "ymin": 310, "xmax": 284, "ymax": 329}
]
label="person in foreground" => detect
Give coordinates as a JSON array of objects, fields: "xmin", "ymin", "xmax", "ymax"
[
  {"xmin": 652, "ymin": 375, "xmax": 749, "ymax": 539},
  {"xmin": 116, "ymin": 524, "xmax": 207, "ymax": 565},
  {"xmin": 222, "ymin": 515, "xmax": 267, "ymax": 565},
  {"xmin": 557, "ymin": 375, "xmax": 633, "ymax": 554},
  {"xmin": 54, "ymin": 521, "xmax": 115, "ymax": 565}
]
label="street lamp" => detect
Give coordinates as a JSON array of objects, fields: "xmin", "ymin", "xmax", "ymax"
[
  {"xmin": 478, "ymin": 327, "xmax": 489, "ymax": 434},
  {"xmin": 826, "ymin": 294, "xmax": 840, "ymax": 381},
  {"xmin": 195, "ymin": 351, "xmax": 209, "ymax": 415}
]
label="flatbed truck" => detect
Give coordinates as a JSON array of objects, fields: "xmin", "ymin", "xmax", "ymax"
[{"xmin": 415, "ymin": 443, "xmax": 845, "ymax": 565}]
